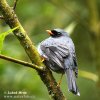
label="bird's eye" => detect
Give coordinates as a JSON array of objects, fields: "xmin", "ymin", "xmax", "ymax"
[{"xmin": 57, "ymin": 32, "xmax": 61, "ymax": 34}]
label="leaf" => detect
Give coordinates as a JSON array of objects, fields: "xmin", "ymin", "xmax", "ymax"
[
  {"xmin": 0, "ymin": 26, "xmax": 19, "ymax": 53},
  {"xmin": 64, "ymin": 22, "xmax": 77, "ymax": 36},
  {"xmin": 79, "ymin": 70, "xmax": 99, "ymax": 82}
]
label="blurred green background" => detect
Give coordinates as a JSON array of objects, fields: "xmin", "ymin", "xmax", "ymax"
[{"xmin": 0, "ymin": 0, "xmax": 100, "ymax": 100}]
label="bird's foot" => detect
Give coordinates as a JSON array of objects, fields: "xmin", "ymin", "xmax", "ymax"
[
  {"xmin": 41, "ymin": 56, "xmax": 46, "ymax": 62},
  {"xmin": 41, "ymin": 58, "xmax": 45, "ymax": 62}
]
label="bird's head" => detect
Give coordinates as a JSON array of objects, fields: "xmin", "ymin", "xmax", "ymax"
[{"xmin": 46, "ymin": 28, "xmax": 69, "ymax": 38}]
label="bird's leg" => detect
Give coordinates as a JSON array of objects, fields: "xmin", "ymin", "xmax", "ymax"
[
  {"xmin": 40, "ymin": 56, "xmax": 46, "ymax": 62},
  {"xmin": 57, "ymin": 73, "xmax": 64, "ymax": 87}
]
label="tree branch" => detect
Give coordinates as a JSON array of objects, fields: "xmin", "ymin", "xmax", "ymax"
[
  {"xmin": 0, "ymin": 0, "xmax": 66, "ymax": 100},
  {"xmin": 0, "ymin": 54, "xmax": 44, "ymax": 71},
  {"xmin": 13, "ymin": 0, "xmax": 19, "ymax": 10}
]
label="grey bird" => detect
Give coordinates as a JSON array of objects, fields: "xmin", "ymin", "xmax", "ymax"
[{"xmin": 38, "ymin": 28, "xmax": 80, "ymax": 96}]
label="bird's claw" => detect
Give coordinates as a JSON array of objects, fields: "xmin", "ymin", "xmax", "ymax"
[{"xmin": 41, "ymin": 58, "xmax": 45, "ymax": 62}]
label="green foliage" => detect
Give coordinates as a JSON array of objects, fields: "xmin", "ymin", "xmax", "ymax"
[
  {"xmin": 79, "ymin": 70, "xmax": 98, "ymax": 82},
  {"xmin": 64, "ymin": 22, "xmax": 77, "ymax": 35},
  {"xmin": 0, "ymin": 26, "xmax": 19, "ymax": 53}
]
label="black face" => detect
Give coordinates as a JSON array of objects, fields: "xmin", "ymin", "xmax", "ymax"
[{"xmin": 50, "ymin": 30, "xmax": 62, "ymax": 37}]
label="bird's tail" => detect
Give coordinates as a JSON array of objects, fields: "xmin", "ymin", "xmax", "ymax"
[{"xmin": 65, "ymin": 68, "xmax": 80, "ymax": 96}]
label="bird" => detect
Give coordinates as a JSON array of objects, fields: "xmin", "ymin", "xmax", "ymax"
[{"xmin": 37, "ymin": 28, "xmax": 80, "ymax": 96}]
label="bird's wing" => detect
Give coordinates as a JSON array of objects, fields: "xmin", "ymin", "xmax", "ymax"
[
  {"xmin": 66, "ymin": 38, "xmax": 78, "ymax": 77},
  {"xmin": 64, "ymin": 47, "xmax": 78, "ymax": 78},
  {"xmin": 73, "ymin": 52, "xmax": 78, "ymax": 77},
  {"xmin": 41, "ymin": 44, "xmax": 69, "ymax": 68}
]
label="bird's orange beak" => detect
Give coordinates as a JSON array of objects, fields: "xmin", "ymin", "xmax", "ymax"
[{"xmin": 46, "ymin": 30, "xmax": 53, "ymax": 35}]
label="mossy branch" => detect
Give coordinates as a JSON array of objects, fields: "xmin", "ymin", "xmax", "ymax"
[
  {"xmin": 0, "ymin": 0, "xmax": 66, "ymax": 100},
  {"xmin": 0, "ymin": 54, "xmax": 44, "ymax": 71}
]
